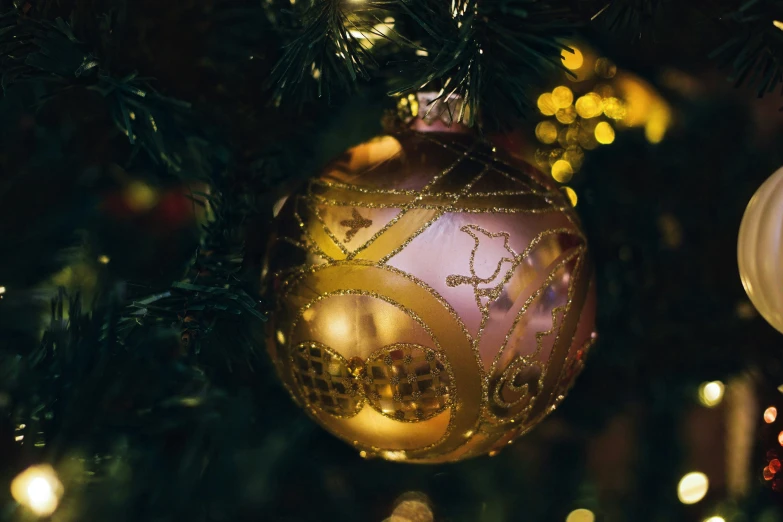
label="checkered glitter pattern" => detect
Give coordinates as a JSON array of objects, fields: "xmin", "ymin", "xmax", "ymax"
[
  {"xmin": 292, "ymin": 342, "xmax": 363, "ymax": 417},
  {"xmin": 364, "ymin": 344, "xmax": 452, "ymax": 421}
]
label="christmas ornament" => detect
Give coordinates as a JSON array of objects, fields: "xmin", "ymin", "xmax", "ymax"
[
  {"xmin": 738, "ymin": 166, "xmax": 783, "ymax": 334},
  {"xmin": 263, "ymin": 93, "xmax": 597, "ymax": 463}
]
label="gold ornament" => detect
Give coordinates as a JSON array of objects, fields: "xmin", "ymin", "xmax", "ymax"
[{"xmin": 263, "ymin": 93, "xmax": 597, "ymax": 463}]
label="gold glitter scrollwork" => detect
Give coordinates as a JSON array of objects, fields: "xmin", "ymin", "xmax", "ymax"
[{"xmin": 264, "ymin": 122, "xmax": 596, "ymax": 463}]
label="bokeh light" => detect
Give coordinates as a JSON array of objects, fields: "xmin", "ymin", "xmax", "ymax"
[
  {"xmin": 778, "ymin": 430, "xmax": 783, "ymax": 446},
  {"xmin": 575, "ymin": 93, "xmax": 603, "ymax": 118},
  {"xmin": 765, "ymin": 406, "xmax": 778, "ymax": 423},
  {"xmin": 594, "ymin": 122, "xmax": 615, "ymax": 144},
  {"xmin": 602, "ymin": 97, "xmax": 626, "ymax": 120},
  {"xmin": 10, "ymin": 465, "xmax": 63, "ymax": 517},
  {"xmin": 677, "ymin": 472, "xmax": 709, "ymax": 504},
  {"xmin": 698, "ymin": 381, "xmax": 725, "ymax": 407},
  {"xmin": 552, "ymin": 86, "xmax": 574, "ymax": 109},
  {"xmin": 595, "ymin": 57, "xmax": 617, "ymax": 78},
  {"xmin": 561, "ymin": 47, "xmax": 584, "ymax": 70},
  {"xmin": 703, "ymin": 517, "xmax": 725, "ymax": 522},
  {"xmin": 552, "ymin": 160, "xmax": 574, "ymax": 183},
  {"xmin": 556, "ymin": 106, "xmax": 577, "ymax": 124},
  {"xmin": 124, "ymin": 180, "xmax": 158, "ymax": 213},
  {"xmin": 562, "ymin": 187, "xmax": 578, "ymax": 207},
  {"xmin": 535, "ymin": 121, "xmax": 559, "ymax": 144},
  {"xmin": 538, "ymin": 93, "xmax": 557, "ymax": 116},
  {"xmin": 566, "ymin": 508, "xmax": 595, "ymax": 522}
]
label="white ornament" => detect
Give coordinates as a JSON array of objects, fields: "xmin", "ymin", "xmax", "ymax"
[{"xmin": 738, "ymin": 166, "xmax": 783, "ymax": 333}]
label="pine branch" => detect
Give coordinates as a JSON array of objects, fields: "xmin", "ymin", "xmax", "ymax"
[
  {"xmin": 390, "ymin": 0, "xmax": 576, "ymax": 127},
  {"xmin": 710, "ymin": 0, "xmax": 783, "ymax": 97},
  {"xmin": 589, "ymin": 0, "xmax": 666, "ymax": 39},
  {"xmin": 0, "ymin": 9, "xmax": 207, "ymax": 177},
  {"xmin": 269, "ymin": 0, "xmax": 382, "ymax": 103}
]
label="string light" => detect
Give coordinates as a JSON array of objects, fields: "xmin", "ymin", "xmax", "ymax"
[
  {"xmin": 677, "ymin": 472, "xmax": 709, "ymax": 504},
  {"xmin": 10, "ymin": 465, "xmax": 63, "ymax": 517},
  {"xmin": 765, "ymin": 406, "xmax": 778, "ymax": 423},
  {"xmin": 698, "ymin": 381, "xmax": 724, "ymax": 407},
  {"xmin": 566, "ymin": 508, "xmax": 595, "ymax": 522}
]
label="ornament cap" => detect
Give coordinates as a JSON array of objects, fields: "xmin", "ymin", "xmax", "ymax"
[{"xmin": 400, "ymin": 92, "xmax": 472, "ymax": 134}]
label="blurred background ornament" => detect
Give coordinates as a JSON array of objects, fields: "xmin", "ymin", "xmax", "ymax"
[
  {"xmin": 263, "ymin": 93, "xmax": 597, "ymax": 463},
  {"xmin": 738, "ymin": 166, "xmax": 783, "ymax": 334}
]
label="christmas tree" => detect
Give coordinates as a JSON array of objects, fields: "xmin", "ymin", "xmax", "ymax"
[{"xmin": 2, "ymin": 0, "xmax": 783, "ymax": 521}]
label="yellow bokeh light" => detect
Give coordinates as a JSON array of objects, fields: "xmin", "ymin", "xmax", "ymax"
[
  {"xmin": 97, "ymin": 255, "xmax": 110, "ymax": 265},
  {"xmin": 537, "ymin": 93, "xmax": 557, "ymax": 116},
  {"xmin": 534, "ymin": 149, "xmax": 549, "ymax": 169},
  {"xmin": 561, "ymin": 47, "xmax": 584, "ymax": 70},
  {"xmin": 765, "ymin": 406, "xmax": 778, "ymax": 423},
  {"xmin": 551, "ymin": 86, "xmax": 574, "ymax": 109},
  {"xmin": 595, "ymin": 57, "xmax": 617, "ymax": 78},
  {"xmin": 594, "ymin": 122, "xmax": 615, "ymax": 144},
  {"xmin": 575, "ymin": 93, "xmax": 603, "ymax": 118},
  {"xmin": 562, "ymin": 187, "xmax": 578, "ymax": 207},
  {"xmin": 566, "ymin": 509, "xmax": 595, "ymax": 522},
  {"xmin": 645, "ymin": 106, "xmax": 672, "ymax": 144},
  {"xmin": 551, "ymin": 160, "xmax": 574, "ymax": 183},
  {"xmin": 698, "ymin": 381, "xmax": 724, "ymax": 408},
  {"xmin": 535, "ymin": 121, "xmax": 559, "ymax": 144},
  {"xmin": 124, "ymin": 180, "xmax": 158, "ymax": 213},
  {"xmin": 276, "ymin": 330, "xmax": 286, "ymax": 345},
  {"xmin": 548, "ymin": 148, "xmax": 565, "ymax": 167},
  {"xmin": 602, "ymin": 97, "xmax": 627, "ymax": 120},
  {"xmin": 0, "ymin": 286, "xmax": 5, "ymax": 294},
  {"xmin": 11, "ymin": 465, "xmax": 63, "ymax": 517},
  {"xmin": 677, "ymin": 472, "xmax": 709, "ymax": 504},
  {"xmin": 594, "ymin": 83, "xmax": 614, "ymax": 98},
  {"xmin": 563, "ymin": 146, "xmax": 585, "ymax": 170},
  {"xmin": 556, "ymin": 106, "xmax": 577, "ymax": 124},
  {"xmin": 703, "ymin": 517, "xmax": 725, "ymax": 522}
]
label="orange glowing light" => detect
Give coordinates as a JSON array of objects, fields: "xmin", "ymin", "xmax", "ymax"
[{"xmin": 765, "ymin": 406, "xmax": 778, "ymax": 424}]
